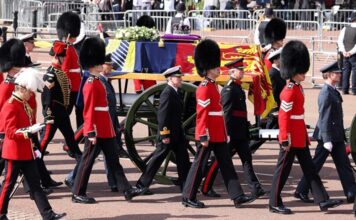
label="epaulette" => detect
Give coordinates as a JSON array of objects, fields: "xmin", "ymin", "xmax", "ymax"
[
  {"xmin": 287, "ymin": 82, "xmax": 294, "ymax": 89},
  {"xmin": 87, "ymin": 76, "xmax": 94, "ymax": 83},
  {"xmin": 201, "ymin": 79, "xmax": 208, "ymax": 86}
]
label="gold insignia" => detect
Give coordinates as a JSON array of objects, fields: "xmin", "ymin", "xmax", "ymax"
[
  {"xmin": 160, "ymin": 127, "xmax": 170, "ymax": 135},
  {"xmin": 87, "ymin": 77, "xmax": 94, "ymax": 83}
]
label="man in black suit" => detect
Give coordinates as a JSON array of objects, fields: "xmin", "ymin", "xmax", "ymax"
[
  {"xmin": 126, "ymin": 66, "xmax": 191, "ymax": 199},
  {"xmin": 295, "ymin": 61, "xmax": 356, "ymax": 203}
]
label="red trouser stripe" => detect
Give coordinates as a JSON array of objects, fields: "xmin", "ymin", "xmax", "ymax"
[
  {"xmin": 0, "ymin": 160, "xmax": 13, "ymax": 213},
  {"xmin": 74, "ymin": 127, "xmax": 83, "ymax": 141},
  {"xmin": 202, "ymin": 160, "xmax": 218, "ymax": 193},
  {"xmin": 187, "ymin": 146, "xmax": 206, "ymax": 198},
  {"xmin": 40, "ymin": 124, "xmax": 52, "ymax": 152}
]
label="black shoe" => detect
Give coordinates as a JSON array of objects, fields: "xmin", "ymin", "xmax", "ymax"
[
  {"xmin": 42, "ymin": 187, "xmax": 53, "ymax": 195},
  {"xmin": 182, "ymin": 197, "xmax": 205, "ymax": 208},
  {"xmin": 44, "ymin": 180, "xmax": 63, "ymax": 188},
  {"xmin": 72, "ymin": 194, "xmax": 96, "ymax": 204},
  {"xmin": 118, "ymin": 149, "xmax": 129, "ymax": 158},
  {"xmin": 44, "ymin": 151, "xmax": 50, "ymax": 155},
  {"xmin": 269, "ymin": 205, "xmax": 292, "ymax": 214},
  {"xmin": 0, "ymin": 215, "xmax": 9, "ymax": 220},
  {"xmin": 49, "ymin": 212, "xmax": 66, "ymax": 220},
  {"xmin": 111, "ymin": 186, "xmax": 118, "ymax": 192},
  {"xmin": 319, "ymin": 199, "xmax": 343, "ymax": 211},
  {"xmin": 343, "ymin": 91, "xmax": 350, "ymax": 95},
  {"xmin": 64, "ymin": 179, "xmax": 73, "ymax": 189},
  {"xmin": 294, "ymin": 192, "xmax": 314, "ymax": 203},
  {"xmin": 202, "ymin": 188, "xmax": 221, "ymax": 197},
  {"xmin": 234, "ymin": 194, "xmax": 256, "ymax": 208},
  {"xmin": 347, "ymin": 191, "xmax": 355, "ymax": 203},
  {"xmin": 124, "ymin": 187, "xmax": 148, "ymax": 201},
  {"xmin": 143, "ymin": 189, "xmax": 154, "ymax": 195},
  {"xmin": 253, "ymin": 187, "xmax": 267, "ymax": 198}
]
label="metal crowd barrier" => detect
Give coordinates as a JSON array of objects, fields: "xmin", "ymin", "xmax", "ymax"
[
  {"xmin": 253, "ymin": 9, "xmax": 322, "ymax": 23},
  {"xmin": 123, "ymin": 10, "xmax": 175, "ymax": 32}
]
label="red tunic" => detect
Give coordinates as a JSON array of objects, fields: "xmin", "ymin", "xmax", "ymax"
[
  {"xmin": 0, "ymin": 77, "xmax": 37, "ymax": 139},
  {"xmin": 195, "ymin": 78, "xmax": 227, "ymax": 143},
  {"xmin": 62, "ymin": 44, "xmax": 81, "ymax": 92},
  {"xmin": 278, "ymin": 82, "xmax": 309, "ymax": 148},
  {"xmin": 83, "ymin": 75, "xmax": 115, "ymax": 138},
  {"xmin": 1, "ymin": 95, "xmax": 34, "ymax": 160}
]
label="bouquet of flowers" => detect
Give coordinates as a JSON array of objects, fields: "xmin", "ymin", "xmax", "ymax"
[{"xmin": 115, "ymin": 26, "xmax": 159, "ymax": 41}]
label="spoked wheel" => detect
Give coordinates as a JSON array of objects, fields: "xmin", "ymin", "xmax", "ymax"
[{"xmin": 124, "ymin": 82, "xmax": 197, "ymax": 183}]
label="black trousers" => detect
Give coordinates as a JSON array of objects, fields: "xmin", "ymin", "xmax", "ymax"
[
  {"xmin": 202, "ymin": 139, "xmax": 262, "ymax": 195},
  {"xmin": 269, "ymin": 147, "xmax": 329, "ymax": 207},
  {"xmin": 72, "ymin": 137, "xmax": 131, "ymax": 196},
  {"xmin": 137, "ymin": 139, "xmax": 191, "ymax": 189},
  {"xmin": 182, "ymin": 142, "xmax": 244, "ymax": 201},
  {"xmin": 0, "ymin": 144, "xmax": 5, "ymax": 177},
  {"xmin": 0, "ymin": 160, "xmax": 54, "ymax": 220},
  {"xmin": 296, "ymin": 140, "xmax": 356, "ymax": 197},
  {"xmin": 40, "ymin": 102, "xmax": 82, "ymax": 156},
  {"xmin": 342, "ymin": 55, "xmax": 356, "ymax": 94},
  {"xmin": 67, "ymin": 91, "xmax": 84, "ymax": 129}
]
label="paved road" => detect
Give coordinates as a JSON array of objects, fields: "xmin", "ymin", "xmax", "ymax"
[{"xmin": 4, "ymin": 78, "xmax": 356, "ymax": 220}]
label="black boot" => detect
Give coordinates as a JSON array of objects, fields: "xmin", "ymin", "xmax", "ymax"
[
  {"xmin": 182, "ymin": 197, "xmax": 205, "ymax": 208},
  {"xmin": 234, "ymin": 194, "xmax": 255, "ymax": 208},
  {"xmin": 294, "ymin": 192, "xmax": 313, "ymax": 203},
  {"xmin": 319, "ymin": 199, "xmax": 343, "ymax": 211},
  {"xmin": 72, "ymin": 194, "xmax": 96, "ymax": 204},
  {"xmin": 269, "ymin": 205, "xmax": 292, "ymax": 214}
]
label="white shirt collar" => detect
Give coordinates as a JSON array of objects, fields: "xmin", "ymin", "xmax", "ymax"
[{"xmin": 168, "ymin": 82, "xmax": 178, "ymax": 92}]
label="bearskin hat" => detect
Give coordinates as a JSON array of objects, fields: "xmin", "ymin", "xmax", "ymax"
[
  {"xmin": 0, "ymin": 38, "xmax": 26, "ymax": 72},
  {"xmin": 136, "ymin": 15, "xmax": 156, "ymax": 28},
  {"xmin": 280, "ymin": 40, "xmax": 310, "ymax": 79},
  {"xmin": 194, "ymin": 39, "xmax": 221, "ymax": 77},
  {"xmin": 56, "ymin": 11, "xmax": 81, "ymax": 40},
  {"xmin": 79, "ymin": 37, "xmax": 106, "ymax": 70},
  {"xmin": 264, "ymin": 18, "xmax": 287, "ymax": 44}
]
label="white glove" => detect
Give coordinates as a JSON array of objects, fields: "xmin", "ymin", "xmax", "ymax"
[
  {"xmin": 227, "ymin": 135, "xmax": 230, "ymax": 143},
  {"xmin": 34, "ymin": 150, "xmax": 42, "ymax": 159},
  {"xmin": 28, "ymin": 123, "xmax": 46, "ymax": 134},
  {"xmin": 16, "ymin": 123, "xmax": 45, "ymax": 134},
  {"xmin": 323, "ymin": 142, "xmax": 333, "ymax": 152}
]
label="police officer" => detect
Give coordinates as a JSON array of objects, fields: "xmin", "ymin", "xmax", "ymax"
[
  {"xmin": 127, "ymin": 66, "xmax": 191, "ymax": 199},
  {"xmin": 269, "ymin": 40, "xmax": 342, "ymax": 214},
  {"xmin": 295, "ymin": 61, "xmax": 356, "ymax": 203},
  {"xmin": 201, "ymin": 58, "xmax": 266, "ymax": 199},
  {"xmin": 337, "ymin": 11, "xmax": 356, "ymax": 95},
  {"xmin": 182, "ymin": 39, "xmax": 255, "ymax": 209},
  {"xmin": 72, "ymin": 37, "xmax": 138, "ymax": 204},
  {"xmin": 0, "ymin": 68, "xmax": 65, "ymax": 220}
]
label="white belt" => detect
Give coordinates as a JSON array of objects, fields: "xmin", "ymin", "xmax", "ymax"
[
  {"xmin": 208, "ymin": 111, "xmax": 223, "ymax": 116},
  {"xmin": 69, "ymin": 68, "xmax": 81, "ymax": 73},
  {"xmin": 290, "ymin": 114, "xmax": 304, "ymax": 119},
  {"xmin": 94, "ymin": 106, "xmax": 109, "ymax": 111}
]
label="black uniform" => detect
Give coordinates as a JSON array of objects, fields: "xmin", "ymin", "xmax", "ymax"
[
  {"xmin": 295, "ymin": 83, "xmax": 356, "ymax": 198},
  {"xmin": 40, "ymin": 65, "xmax": 82, "ymax": 160},
  {"xmin": 201, "ymin": 79, "xmax": 264, "ymax": 196},
  {"xmin": 269, "ymin": 66, "xmax": 286, "ymax": 108},
  {"xmin": 136, "ymin": 85, "xmax": 190, "ymax": 189}
]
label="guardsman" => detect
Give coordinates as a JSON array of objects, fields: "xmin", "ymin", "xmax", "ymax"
[
  {"xmin": 99, "ymin": 54, "xmax": 130, "ymax": 192},
  {"xmin": 182, "ymin": 39, "xmax": 255, "ymax": 209},
  {"xmin": 127, "ymin": 66, "xmax": 191, "ymax": 199},
  {"xmin": 295, "ymin": 61, "xmax": 356, "ymax": 203},
  {"xmin": 72, "ymin": 37, "xmax": 138, "ymax": 204},
  {"xmin": 337, "ymin": 11, "xmax": 356, "ymax": 95},
  {"xmin": 57, "ymin": 11, "xmax": 83, "ymax": 128},
  {"xmin": 201, "ymin": 58, "xmax": 266, "ymax": 199},
  {"xmin": 40, "ymin": 40, "xmax": 82, "ymax": 186},
  {"xmin": 263, "ymin": 18, "xmax": 286, "ymax": 71},
  {"xmin": 269, "ymin": 40, "xmax": 342, "ymax": 214},
  {"xmin": 19, "ymin": 33, "xmax": 40, "ymax": 67},
  {"xmin": 0, "ymin": 68, "xmax": 66, "ymax": 220}
]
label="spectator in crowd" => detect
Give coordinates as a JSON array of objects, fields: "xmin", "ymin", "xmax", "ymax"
[
  {"xmin": 337, "ymin": 11, "xmax": 356, "ymax": 95},
  {"xmin": 164, "ymin": 0, "xmax": 176, "ymax": 11},
  {"xmin": 203, "ymin": 0, "xmax": 218, "ymax": 17},
  {"xmin": 165, "ymin": 2, "xmax": 191, "ymax": 34}
]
